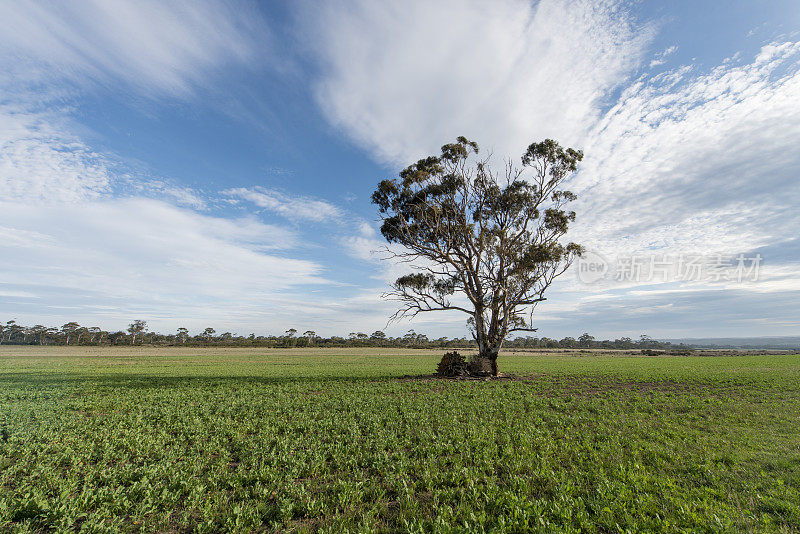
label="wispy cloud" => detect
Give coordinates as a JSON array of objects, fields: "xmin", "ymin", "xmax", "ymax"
[
  {"xmin": 225, "ymin": 186, "xmax": 345, "ymax": 222},
  {"xmin": 574, "ymin": 41, "xmax": 800, "ymax": 259},
  {"xmin": 0, "ymin": 98, "xmax": 216, "ymax": 210},
  {"xmin": 529, "ymin": 282, "xmax": 800, "ymax": 338},
  {"xmin": 0, "ymin": 198, "xmax": 330, "ymax": 328},
  {"xmin": 0, "ymin": 101, "xmax": 112, "ymax": 203},
  {"xmin": 302, "ymin": 0, "xmax": 653, "ymax": 164},
  {"xmin": 649, "ymin": 45, "xmax": 678, "ymax": 68},
  {"xmin": 0, "ymin": 0, "xmax": 272, "ymax": 205},
  {"xmin": 0, "ymin": 0, "xmax": 268, "ymax": 97}
]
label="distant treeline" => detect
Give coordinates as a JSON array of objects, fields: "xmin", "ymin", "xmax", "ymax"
[{"xmin": 0, "ymin": 319, "xmax": 683, "ymax": 350}]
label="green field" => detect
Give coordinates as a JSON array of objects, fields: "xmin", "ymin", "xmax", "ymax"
[{"xmin": 1, "ymin": 347, "xmax": 799, "ymax": 533}]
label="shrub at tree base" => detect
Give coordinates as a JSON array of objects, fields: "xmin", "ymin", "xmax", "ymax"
[
  {"xmin": 436, "ymin": 351, "xmax": 468, "ymax": 377},
  {"xmin": 436, "ymin": 351, "xmax": 495, "ymax": 377}
]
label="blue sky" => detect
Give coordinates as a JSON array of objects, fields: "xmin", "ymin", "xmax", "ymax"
[{"xmin": 1, "ymin": 0, "xmax": 799, "ymax": 339}]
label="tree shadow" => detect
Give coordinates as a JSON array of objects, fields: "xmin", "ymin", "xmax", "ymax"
[{"xmin": 0, "ymin": 372, "xmax": 397, "ymax": 390}]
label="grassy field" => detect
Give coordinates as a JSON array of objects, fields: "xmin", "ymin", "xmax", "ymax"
[{"xmin": 1, "ymin": 347, "xmax": 799, "ymax": 533}]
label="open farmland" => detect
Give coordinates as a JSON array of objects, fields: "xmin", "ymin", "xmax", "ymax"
[{"xmin": 1, "ymin": 347, "xmax": 799, "ymax": 532}]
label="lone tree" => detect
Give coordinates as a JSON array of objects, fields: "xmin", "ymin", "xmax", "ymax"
[{"xmin": 372, "ymin": 137, "xmax": 583, "ymax": 375}]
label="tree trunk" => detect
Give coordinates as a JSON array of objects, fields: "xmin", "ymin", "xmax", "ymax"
[{"xmin": 479, "ymin": 347, "xmax": 500, "ymax": 376}]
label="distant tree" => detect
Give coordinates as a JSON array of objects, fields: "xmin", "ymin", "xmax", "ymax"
[
  {"xmin": 45, "ymin": 327, "xmax": 58, "ymax": 344},
  {"xmin": 559, "ymin": 336, "xmax": 577, "ymax": 348},
  {"xmin": 373, "ymin": 137, "xmax": 583, "ymax": 375},
  {"xmin": 177, "ymin": 327, "xmax": 189, "ymax": 344},
  {"xmin": 88, "ymin": 327, "xmax": 102, "ymax": 344},
  {"xmin": 127, "ymin": 320, "xmax": 147, "ymax": 345},
  {"xmin": 29, "ymin": 325, "xmax": 45, "ymax": 345},
  {"xmin": 202, "ymin": 328, "xmax": 216, "ymax": 342},
  {"xmin": 303, "ymin": 330, "xmax": 316, "ymax": 345},
  {"xmin": 108, "ymin": 331, "xmax": 126, "ymax": 345},
  {"xmin": 281, "ymin": 328, "xmax": 297, "ymax": 348},
  {"xmin": 638, "ymin": 334, "xmax": 656, "ymax": 349},
  {"xmin": 2, "ymin": 321, "xmax": 14, "ymax": 344},
  {"xmin": 61, "ymin": 322, "xmax": 80, "ymax": 345},
  {"xmin": 614, "ymin": 337, "xmax": 633, "ymax": 349},
  {"xmin": 540, "ymin": 337, "xmax": 557, "ymax": 348},
  {"xmin": 402, "ymin": 330, "xmax": 417, "ymax": 346},
  {"xmin": 578, "ymin": 333, "xmax": 595, "ymax": 348},
  {"xmin": 0, "ymin": 317, "xmax": 689, "ymax": 350},
  {"xmin": 75, "ymin": 327, "xmax": 89, "ymax": 345}
]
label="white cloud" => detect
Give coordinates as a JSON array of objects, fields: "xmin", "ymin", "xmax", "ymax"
[
  {"xmin": 300, "ymin": 0, "xmax": 800, "ymax": 257},
  {"xmin": 0, "ymin": 290, "xmax": 38, "ymax": 299},
  {"xmin": 0, "ymin": 198, "xmax": 328, "ymax": 327},
  {"xmin": 536, "ymin": 39, "xmax": 800, "ymax": 336},
  {"xmin": 0, "ymin": 98, "xmax": 218, "ymax": 210},
  {"xmin": 0, "ymin": 0, "xmax": 271, "ymax": 206},
  {"xmin": 302, "ymin": 0, "xmax": 652, "ymax": 165},
  {"xmin": 224, "ymin": 186, "xmax": 345, "ymax": 222},
  {"xmin": 0, "ymin": 0, "xmax": 267, "ymax": 97},
  {"xmin": 649, "ymin": 45, "xmax": 678, "ymax": 68},
  {"xmin": 573, "ymin": 41, "xmax": 800, "ymax": 259},
  {"xmin": 125, "ymin": 179, "xmax": 209, "ymax": 210},
  {"xmin": 0, "ymin": 102, "xmax": 112, "ymax": 203}
]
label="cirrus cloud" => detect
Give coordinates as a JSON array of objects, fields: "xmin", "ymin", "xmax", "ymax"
[
  {"xmin": 0, "ymin": 0, "xmax": 269, "ymax": 96},
  {"xmin": 224, "ymin": 186, "xmax": 345, "ymax": 222},
  {"xmin": 302, "ymin": 0, "xmax": 653, "ymax": 164}
]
